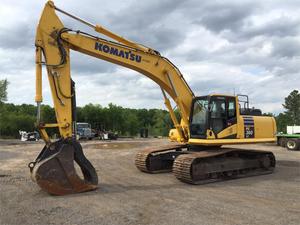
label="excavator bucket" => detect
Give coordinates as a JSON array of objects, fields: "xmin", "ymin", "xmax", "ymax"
[{"xmin": 28, "ymin": 140, "xmax": 98, "ymax": 195}]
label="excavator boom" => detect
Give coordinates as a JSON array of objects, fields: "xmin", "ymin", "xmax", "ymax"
[{"xmin": 35, "ymin": 1, "xmax": 194, "ymax": 143}]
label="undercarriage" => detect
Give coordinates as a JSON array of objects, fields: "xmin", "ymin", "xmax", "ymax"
[{"xmin": 135, "ymin": 144, "xmax": 275, "ymax": 184}]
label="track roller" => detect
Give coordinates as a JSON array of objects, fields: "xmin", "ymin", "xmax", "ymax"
[{"xmin": 135, "ymin": 144, "xmax": 187, "ymax": 173}]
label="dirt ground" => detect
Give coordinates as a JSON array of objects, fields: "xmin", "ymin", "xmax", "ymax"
[{"xmin": 0, "ymin": 138, "xmax": 299, "ymax": 225}]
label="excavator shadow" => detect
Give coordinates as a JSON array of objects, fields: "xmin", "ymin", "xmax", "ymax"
[
  {"xmin": 35, "ymin": 182, "xmax": 185, "ymax": 197},
  {"xmin": 95, "ymin": 183, "xmax": 184, "ymax": 194}
]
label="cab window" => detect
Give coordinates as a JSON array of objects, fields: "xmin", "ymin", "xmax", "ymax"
[
  {"xmin": 210, "ymin": 100, "xmax": 226, "ymax": 118},
  {"xmin": 228, "ymin": 99, "xmax": 236, "ymax": 119}
]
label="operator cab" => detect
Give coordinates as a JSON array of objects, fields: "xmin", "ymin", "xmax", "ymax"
[
  {"xmin": 189, "ymin": 95, "xmax": 237, "ymax": 138},
  {"xmin": 189, "ymin": 94, "xmax": 263, "ymax": 139}
]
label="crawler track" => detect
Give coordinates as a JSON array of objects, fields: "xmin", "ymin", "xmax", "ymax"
[
  {"xmin": 135, "ymin": 144, "xmax": 187, "ymax": 173},
  {"xmin": 173, "ymin": 149, "xmax": 276, "ymax": 184}
]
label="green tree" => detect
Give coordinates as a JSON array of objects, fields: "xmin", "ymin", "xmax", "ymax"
[
  {"xmin": 0, "ymin": 79, "xmax": 8, "ymax": 103},
  {"xmin": 123, "ymin": 109, "xmax": 139, "ymax": 136},
  {"xmin": 106, "ymin": 103, "xmax": 124, "ymax": 132},
  {"xmin": 276, "ymin": 113, "xmax": 290, "ymax": 133},
  {"xmin": 149, "ymin": 109, "xmax": 169, "ymax": 136},
  {"xmin": 0, "ymin": 104, "xmax": 36, "ymax": 138},
  {"xmin": 79, "ymin": 103, "xmax": 103, "ymax": 126},
  {"xmin": 282, "ymin": 90, "xmax": 300, "ymax": 125},
  {"xmin": 41, "ymin": 105, "xmax": 56, "ymax": 123},
  {"xmin": 137, "ymin": 109, "xmax": 150, "ymax": 128}
]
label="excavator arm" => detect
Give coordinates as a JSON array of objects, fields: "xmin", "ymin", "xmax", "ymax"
[{"xmin": 30, "ymin": 1, "xmax": 194, "ymax": 195}]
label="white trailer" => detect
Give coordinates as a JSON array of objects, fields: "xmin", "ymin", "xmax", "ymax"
[{"xmin": 287, "ymin": 126, "xmax": 300, "ymax": 134}]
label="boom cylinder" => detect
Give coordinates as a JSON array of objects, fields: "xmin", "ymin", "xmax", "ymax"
[
  {"xmin": 94, "ymin": 25, "xmax": 150, "ymax": 52},
  {"xmin": 35, "ymin": 47, "xmax": 43, "ymax": 103}
]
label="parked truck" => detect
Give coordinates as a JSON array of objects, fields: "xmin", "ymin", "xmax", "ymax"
[
  {"xmin": 76, "ymin": 122, "xmax": 94, "ymax": 140},
  {"xmin": 19, "ymin": 130, "xmax": 39, "ymax": 141},
  {"xmin": 277, "ymin": 126, "xmax": 300, "ymax": 150}
]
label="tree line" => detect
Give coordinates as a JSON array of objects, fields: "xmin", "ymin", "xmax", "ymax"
[
  {"xmin": 0, "ymin": 79, "xmax": 180, "ymax": 138},
  {"xmin": 0, "ymin": 79, "xmax": 299, "ymax": 138},
  {"xmin": 0, "ymin": 102, "xmax": 177, "ymax": 138}
]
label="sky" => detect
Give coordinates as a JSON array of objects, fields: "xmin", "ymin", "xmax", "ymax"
[{"xmin": 0, "ymin": 0, "xmax": 299, "ymax": 114}]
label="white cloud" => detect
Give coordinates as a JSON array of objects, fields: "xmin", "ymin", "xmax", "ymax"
[{"xmin": 0, "ymin": 0, "xmax": 299, "ymax": 115}]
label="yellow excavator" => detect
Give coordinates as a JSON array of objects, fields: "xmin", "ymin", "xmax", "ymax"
[{"xmin": 29, "ymin": 1, "xmax": 277, "ymax": 195}]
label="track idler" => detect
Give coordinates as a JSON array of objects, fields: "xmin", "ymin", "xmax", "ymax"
[{"xmin": 28, "ymin": 139, "xmax": 98, "ymax": 195}]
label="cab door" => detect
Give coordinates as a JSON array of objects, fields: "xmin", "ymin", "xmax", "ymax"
[{"xmin": 209, "ymin": 96, "xmax": 237, "ymax": 138}]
